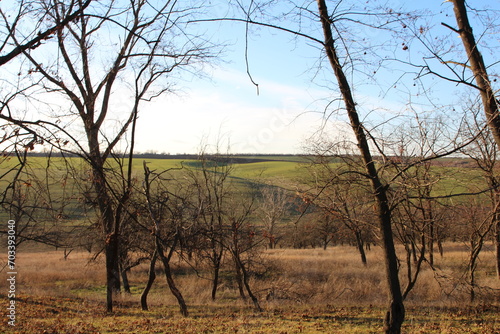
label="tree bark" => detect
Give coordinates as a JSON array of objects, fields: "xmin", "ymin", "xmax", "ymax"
[
  {"xmin": 90, "ymin": 144, "xmax": 121, "ymax": 312},
  {"xmin": 451, "ymin": 0, "xmax": 500, "ymax": 281},
  {"xmin": 157, "ymin": 239, "xmax": 189, "ymax": 317},
  {"xmin": 354, "ymin": 230, "xmax": 367, "ymax": 266},
  {"xmin": 210, "ymin": 245, "xmax": 224, "ymax": 301},
  {"xmin": 233, "ymin": 253, "xmax": 262, "ymax": 312},
  {"xmin": 211, "ymin": 262, "xmax": 221, "ymax": 301},
  {"xmin": 120, "ymin": 262, "xmax": 131, "ymax": 294},
  {"xmin": 234, "ymin": 256, "xmax": 247, "ymax": 301},
  {"xmin": 141, "ymin": 251, "xmax": 158, "ymax": 311},
  {"xmin": 496, "ymin": 212, "xmax": 500, "ymax": 279},
  {"xmin": 316, "ymin": 0, "xmax": 404, "ymax": 332}
]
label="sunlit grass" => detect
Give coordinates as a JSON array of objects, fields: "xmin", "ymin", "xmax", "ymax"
[{"xmin": 2, "ymin": 243, "xmax": 498, "ymax": 333}]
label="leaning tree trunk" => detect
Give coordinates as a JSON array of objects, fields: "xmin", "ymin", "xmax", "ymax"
[
  {"xmin": 450, "ymin": 0, "xmax": 500, "ymax": 281},
  {"xmin": 316, "ymin": 1, "xmax": 405, "ymax": 332},
  {"xmin": 234, "ymin": 255, "xmax": 247, "ymax": 301},
  {"xmin": 233, "ymin": 252, "xmax": 262, "ymax": 312},
  {"xmin": 157, "ymin": 240, "xmax": 189, "ymax": 317},
  {"xmin": 354, "ymin": 230, "xmax": 368, "ymax": 266},
  {"xmin": 141, "ymin": 250, "xmax": 158, "ymax": 311}
]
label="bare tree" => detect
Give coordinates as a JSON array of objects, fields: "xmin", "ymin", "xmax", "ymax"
[
  {"xmin": 404, "ymin": 0, "xmax": 500, "ymax": 280},
  {"xmin": 453, "ymin": 202, "xmax": 494, "ymax": 302},
  {"xmin": 0, "ymin": 0, "xmax": 214, "ymax": 312},
  {"xmin": 460, "ymin": 101, "xmax": 500, "ymax": 279},
  {"xmin": 314, "ymin": 211, "xmax": 339, "ymax": 251},
  {"xmin": 258, "ymin": 184, "xmax": 290, "ymax": 249},
  {"xmin": 0, "ymin": 0, "xmax": 92, "ymax": 66},
  {"xmin": 187, "ymin": 151, "xmax": 232, "ymax": 301},
  {"xmin": 446, "ymin": 0, "xmax": 500, "ymax": 281},
  {"xmin": 142, "ymin": 162, "xmax": 189, "ymax": 316},
  {"xmin": 301, "ymin": 153, "xmax": 373, "ymax": 264},
  {"xmin": 226, "ymin": 197, "xmax": 263, "ymax": 312}
]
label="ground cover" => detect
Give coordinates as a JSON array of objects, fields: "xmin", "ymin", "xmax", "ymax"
[
  {"xmin": 1, "ymin": 244, "xmax": 498, "ymax": 333},
  {"xmin": 2, "ymin": 295, "xmax": 499, "ymax": 333}
]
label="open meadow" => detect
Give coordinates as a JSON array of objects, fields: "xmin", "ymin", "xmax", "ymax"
[
  {"xmin": 2, "ymin": 155, "xmax": 500, "ymax": 333},
  {"xmin": 1, "ymin": 243, "xmax": 499, "ymax": 333},
  {"xmin": 4, "ymin": 1, "xmax": 500, "ymax": 332}
]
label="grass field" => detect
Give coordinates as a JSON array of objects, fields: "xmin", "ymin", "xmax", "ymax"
[
  {"xmin": 1, "ymin": 243, "xmax": 499, "ymax": 333},
  {"xmin": 1, "ymin": 155, "xmax": 487, "ymax": 202},
  {"xmin": 1, "ymin": 155, "xmax": 499, "ymax": 332}
]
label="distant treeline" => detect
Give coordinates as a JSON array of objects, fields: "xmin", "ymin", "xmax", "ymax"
[
  {"xmin": 7, "ymin": 151, "xmax": 477, "ymax": 167},
  {"xmin": 13, "ymin": 151, "xmax": 309, "ymax": 163}
]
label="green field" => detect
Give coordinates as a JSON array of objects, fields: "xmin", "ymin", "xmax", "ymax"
[
  {"xmin": 1, "ymin": 154, "xmax": 487, "ymax": 189},
  {"xmin": 1, "ymin": 155, "xmax": 499, "ymax": 333},
  {"xmin": 0, "ymin": 153, "xmax": 492, "ymax": 232}
]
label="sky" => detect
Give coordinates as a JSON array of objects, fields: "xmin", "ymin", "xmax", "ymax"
[
  {"xmin": 2, "ymin": 0, "xmax": 499, "ymax": 155},
  {"xmin": 134, "ymin": 67, "xmax": 330, "ymax": 155},
  {"xmin": 131, "ymin": 0, "xmax": 484, "ymax": 155},
  {"xmin": 133, "ymin": 11, "xmax": 331, "ymax": 155}
]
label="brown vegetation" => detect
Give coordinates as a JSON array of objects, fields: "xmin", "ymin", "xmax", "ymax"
[{"xmin": 2, "ymin": 243, "xmax": 498, "ymax": 333}]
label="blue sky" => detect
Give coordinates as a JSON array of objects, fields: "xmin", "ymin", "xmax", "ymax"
[
  {"xmin": 134, "ymin": 7, "xmax": 330, "ymax": 154},
  {"xmin": 2, "ymin": 0, "xmax": 498, "ymax": 155},
  {"xmin": 132, "ymin": 0, "xmax": 499, "ymax": 155}
]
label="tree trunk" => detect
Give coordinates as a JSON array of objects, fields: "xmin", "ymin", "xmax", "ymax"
[
  {"xmin": 90, "ymin": 143, "xmax": 121, "ymax": 313},
  {"xmin": 141, "ymin": 250, "xmax": 157, "ymax": 311},
  {"xmin": 450, "ymin": 0, "xmax": 500, "ymax": 148},
  {"xmin": 354, "ymin": 230, "xmax": 367, "ymax": 266},
  {"xmin": 233, "ymin": 253, "xmax": 262, "ymax": 312},
  {"xmin": 451, "ymin": 0, "xmax": 500, "ymax": 281},
  {"xmin": 211, "ymin": 263, "xmax": 221, "ymax": 301},
  {"xmin": 469, "ymin": 265, "xmax": 476, "ymax": 303},
  {"xmin": 210, "ymin": 246, "xmax": 224, "ymax": 301},
  {"xmin": 104, "ymin": 233, "xmax": 121, "ymax": 312},
  {"xmin": 427, "ymin": 202, "xmax": 435, "ymax": 267},
  {"xmin": 269, "ymin": 237, "xmax": 276, "ymax": 250},
  {"xmin": 410, "ymin": 236, "xmax": 418, "ymax": 263},
  {"xmin": 437, "ymin": 237, "xmax": 444, "ymax": 258},
  {"xmin": 496, "ymin": 218, "xmax": 500, "ymax": 279},
  {"xmin": 120, "ymin": 263, "xmax": 131, "ymax": 294},
  {"xmin": 234, "ymin": 254, "xmax": 247, "ymax": 301},
  {"xmin": 157, "ymin": 241, "xmax": 189, "ymax": 317},
  {"xmin": 316, "ymin": 1, "xmax": 405, "ymax": 332},
  {"xmin": 428, "ymin": 221, "xmax": 434, "ymax": 267},
  {"xmin": 469, "ymin": 243, "xmax": 479, "ymax": 303}
]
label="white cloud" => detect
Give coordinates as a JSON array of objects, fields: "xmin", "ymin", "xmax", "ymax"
[{"xmin": 134, "ymin": 68, "xmax": 327, "ymax": 154}]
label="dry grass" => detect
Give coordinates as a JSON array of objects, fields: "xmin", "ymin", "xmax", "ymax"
[
  {"xmin": 15, "ymin": 250, "xmax": 105, "ymax": 298},
  {"xmin": 2, "ymin": 243, "xmax": 499, "ymax": 333},
  {"xmin": 261, "ymin": 243, "xmax": 499, "ymax": 307},
  {"xmin": 10, "ymin": 243, "xmax": 500, "ymax": 306}
]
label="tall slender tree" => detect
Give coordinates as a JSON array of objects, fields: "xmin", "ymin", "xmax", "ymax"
[
  {"xmin": 315, "ymin": 1, "xmax": 404, "ymax": 331},
  {"xmin": 445, "ymin": 0, "xmax": 500, "ymax": 280}
]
